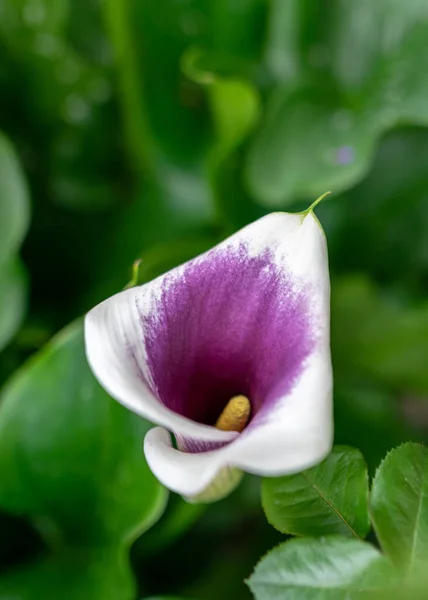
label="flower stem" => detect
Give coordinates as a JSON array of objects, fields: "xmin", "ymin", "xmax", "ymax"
[{"xmin": 103, "ymin": 0, "xmax": 155, "ymax": 179}]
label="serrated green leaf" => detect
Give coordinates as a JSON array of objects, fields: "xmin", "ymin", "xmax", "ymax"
[
  {"xmin": 0, "ymin": 320, "xmax": 167, "ymax": 598},
  {"xmin": 262, "ymin": 446, "xmax": 370, "ymax": 539},
  {"xmin": 370, "ymin": 442, "xmax": 428, "ymax": 575},
  {"xmin": 247, "ymin": 536, "xmax": 399, "ymax": 600}
]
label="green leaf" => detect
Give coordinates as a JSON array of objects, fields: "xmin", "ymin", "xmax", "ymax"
[
  {"xmin": 370, "ymin": 442, "xmax": 428, "ymax": 575},
  {"xmin": 208, "ymin": 78, "xmax": 261, "ymax": 168},
  {"xmin": 262, "ymin": 446, "xmax": 370, "ymax": 539},
  {"xmin": 246, "ymin": 88, "xmax": 378, "ymax": 206},
  {"xmin": 0, "ymin": 132, "xmax": 30, "ymax": 261},
  {"xmin": 246, "ymin": 3, "xmax": 428, "ymax": 206},
  {"xmin": 247, "ymin": 536, "xmax": 399, "ymax": 600},
  {"xmin": 0, "ymin": 320, "xmax": 167, "ymax": 598},
  {"xmin": 0, "ymin": 133, "xmax": 30, "ymax": 350},
  {"xmin": 330, "ymin": 0, "xmax": 428, "ymax": 95},
  {"xmin": 0, "ymin": 547, "xmax": 134, "ymax": 600},
  {"xmin": 0, "ymin": 259, "xmax": 27, "ymax": 352}
]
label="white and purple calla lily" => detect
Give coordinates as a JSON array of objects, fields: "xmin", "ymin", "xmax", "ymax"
[{"xmin": 84, "ymin": 205, "xmax": 333, "ymax": 502}]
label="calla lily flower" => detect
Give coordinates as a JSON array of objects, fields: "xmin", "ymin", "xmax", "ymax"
[{"xmin": 84, "ymin": 206, "xmax": 333, "ymax": 502}]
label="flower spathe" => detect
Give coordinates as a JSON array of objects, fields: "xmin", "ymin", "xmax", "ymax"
[{"xmin": 84, "ymin": 208, "xmax": 333, "ymax": 502}]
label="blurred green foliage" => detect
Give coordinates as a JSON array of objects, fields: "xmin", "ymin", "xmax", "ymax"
[{"xmin": 1, "ymin": 0, "xmax": 428, "ymax": 598}]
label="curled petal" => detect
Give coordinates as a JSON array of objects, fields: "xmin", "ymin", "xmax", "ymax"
[
  {"xmin": 145, "ymin": 350, "xmax": 332, "ymax": 500},
  {"xmin": 145, "ymin": 428, "xmax": 244, "ymax": 502}
]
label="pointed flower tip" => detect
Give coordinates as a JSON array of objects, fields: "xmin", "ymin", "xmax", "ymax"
[{"xmin": 302, "ymin": 191, "xmax": 332, "ymax": 218}]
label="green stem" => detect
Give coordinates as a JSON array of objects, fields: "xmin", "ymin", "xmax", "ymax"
[{"xmin": 103, "ymin": 0, "xmax": 155, "ymax": 179}]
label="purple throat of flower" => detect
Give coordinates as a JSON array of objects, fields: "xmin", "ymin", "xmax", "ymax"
[{"xmin": 129, "ymin": 242, "xmax": 317, "ymax": 454}]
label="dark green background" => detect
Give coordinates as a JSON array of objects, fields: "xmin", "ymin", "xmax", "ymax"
[{"xmin": 1, "ymin": 1, "xmax": 428, "ymax": 598}]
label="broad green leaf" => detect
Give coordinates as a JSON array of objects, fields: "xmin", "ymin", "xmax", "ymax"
[
  {"xmin": 0, "ymin": 132, "xmax": 30, "ymax": 261},
  {"xmin": 330, "ymin": 0, "xmax": 428, "ymax": 94},
  {"xmin": 0, "ymin": 321, "xmax": 167, "ymax": 598},
  {"xmin": 0, "ymin": 133, "xmax": 30, "ymax": 349},
  {"xmin": 0, "ymin": 547, "xmax": 133, "ymax": 600},
  {"xmin": 0, "ymin": 260, "xmax": 27, "ymax": 352},
  {"xmin": 370, "ymin": 443, "xmax": 428, "ymax": 574},
  {"xmin": 246, "ymin": 3, "xmax": 428, "ymax": 206},
  {"xmin": 247, "ymin": 536, "xmax": 398, "ymax": 600},
  {"xmin": 262, "ymin": 446, "xmax": 370, "ymax": 539},
  {"xmin": 0, "ymin": 320, "xmax": 167, "ymax": 539},
  {"xmin": 246, "ymin": 88, "xmax": 377, "ymax": 205}
]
